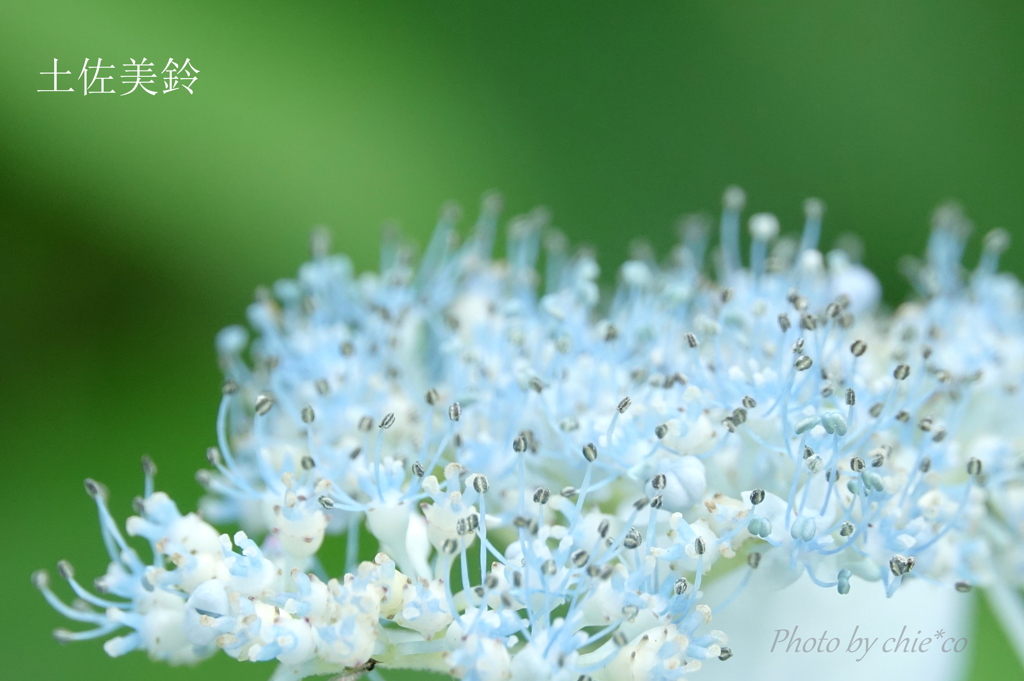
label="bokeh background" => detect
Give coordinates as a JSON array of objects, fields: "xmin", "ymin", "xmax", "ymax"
[{"xmin": 2, "ymin": 1, "xmax": 1023, "ymax": 679}]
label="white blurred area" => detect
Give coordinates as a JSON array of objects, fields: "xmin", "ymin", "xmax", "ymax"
[{"xmin": 699, "ymin": 569, "xmax": 973, "ymax": 681}]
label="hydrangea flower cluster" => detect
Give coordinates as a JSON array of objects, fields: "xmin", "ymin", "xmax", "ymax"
[{"xmin": 35, "ymin": 189, "xmax": 1024, "ymax": 680}]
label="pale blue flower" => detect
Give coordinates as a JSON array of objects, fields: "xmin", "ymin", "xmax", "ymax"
[{"xmin": 35, "ymin": 190, "xmax": 1024, "ymax": 680}]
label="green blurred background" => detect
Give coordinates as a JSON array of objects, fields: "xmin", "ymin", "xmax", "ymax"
[{"xmin": 2, "ymin": 1, "xmax": 1023, "ymax": 679}]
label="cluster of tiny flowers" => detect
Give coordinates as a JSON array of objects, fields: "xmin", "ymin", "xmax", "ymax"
[{"xmin": 36, "ymin": 189, "xmax": 1024, "ymax": 680}]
